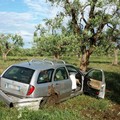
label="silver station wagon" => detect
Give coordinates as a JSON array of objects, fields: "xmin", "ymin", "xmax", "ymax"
[{"xmin": 0, "ymin": 59, "xmax": 106, "ymax": 109}]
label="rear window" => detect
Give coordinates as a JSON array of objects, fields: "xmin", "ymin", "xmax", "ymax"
[{"xmin": 2, "ymin": 66, "xmax": 35, "ymax": 84}]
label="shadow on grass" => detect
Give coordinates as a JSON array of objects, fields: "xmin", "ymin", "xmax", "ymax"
[
  {"xmin": 90, "ymin": 61, "xmax": 111, "ymax": 64},
  {"xmin": 6, "ymin": 58, "xmax": 28, "ymax": 61},
  {"xmin": 104, "ymin": 71, "xmax": 120, "ymax": 104}
]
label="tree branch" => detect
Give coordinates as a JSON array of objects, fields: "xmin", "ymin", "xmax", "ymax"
[
  {"xmin": 107, "ymin": 24, "xmax": 114, "ymax": 29},
  {"xmin": 64, "ymin": 0, "xmax": 81, "ymax": 34},
  {"xmin": 80, "ymin": 12, "xmax": 87, "ymax": 25},
  {"xmin": 85, "ymin": 0, "xmax": 98, "ymax": 29}
]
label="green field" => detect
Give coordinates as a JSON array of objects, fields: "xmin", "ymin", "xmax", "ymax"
[{"xmin": 0, "ymin": 55, "xmax": 120, "ymax": 120}]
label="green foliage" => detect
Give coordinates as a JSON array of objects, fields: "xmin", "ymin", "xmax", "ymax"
[
  {"xmin": 33, "ymin": 22, "xmax": 82, "ymax": 57},
  {"xmin": 33, "ymin": 0, "xmax": 120, "ymax": 62},
  {"xmin": 16, "ymin": 107, "xmax": 83, "ymax": 120},
  {"xmin": 11, "ymin": 34, "xmax": 24, "ymax": 47},
  {"xmin": 0, "ymin": 33, "xmax": 24, "ymax": 60},
  {"xmin": 0, "ymin": 107, "xmax": 18, "ymax": 120}
]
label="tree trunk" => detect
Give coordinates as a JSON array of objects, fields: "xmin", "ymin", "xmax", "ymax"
[
  {"xmin": 80, "ymin": 51, "xmax": 90, "ymax": 72},
  {"xmin": 54, "ymin": 52, "xmax": 60, "ymax": 59},
  {"xmin": 2, "ymin": 53, "xmax": 7, "ymax": 61},
  {"xmin": 1, "ymin": 48, "xmax": 12, "ymax": 61},
  {"xmin": 80, "ymin": 46, "xmax": 94, "ymax": 72},
  {"xmin": 112, "ymin": 48, "xmax": 119, "ymax": 65}
]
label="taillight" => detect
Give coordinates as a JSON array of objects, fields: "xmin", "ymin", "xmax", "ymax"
[{"xmin": 27, "ymin": 85, "xmax": 35, "ymax": 95}]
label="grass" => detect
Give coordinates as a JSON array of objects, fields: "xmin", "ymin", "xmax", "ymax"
[
  {"xmin": 0, "ymin": 55, "xmax": 120, "ymax": 120},
  {"xmin": 0, "ymin": 96, "xmax": 111, "ymax": 120}
]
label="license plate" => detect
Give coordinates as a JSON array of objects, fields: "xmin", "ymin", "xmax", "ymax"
[{"xmin": 6, "ymin": 83, "xmax": 20, "ymax": 91}]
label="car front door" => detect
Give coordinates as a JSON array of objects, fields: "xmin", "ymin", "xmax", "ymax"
[{"xmin": 84, "ymin": 69, "xmax": 106, "ymax": 99}]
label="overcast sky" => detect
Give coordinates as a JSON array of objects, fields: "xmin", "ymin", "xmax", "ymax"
[{"xmin": 0, "ymin": 0, "xmax": 61, "ymax": 48}]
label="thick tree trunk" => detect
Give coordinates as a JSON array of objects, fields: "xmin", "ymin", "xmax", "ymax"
[
  {"xmin": 80, "ymin": 46, "xmax": 94, "ymax": 72},
  {"xmin": 54, "ymin": 52, "xmax": 60, "ymax": 59},
  {"xmin": 112, "ymin": 48, "xmax": 119, "ymax": 65},
  {"xmin": 1, "ymin": 48, "xmax": 12, "ymax": 61},
  {"xmin": 80, "ymin": 51, "xmax": 90, "ymax": 72}
]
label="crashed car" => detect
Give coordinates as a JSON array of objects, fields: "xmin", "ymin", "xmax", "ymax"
[{"xmin": 0, "ymin": 59, "xmax": 106, "ymax": 109}]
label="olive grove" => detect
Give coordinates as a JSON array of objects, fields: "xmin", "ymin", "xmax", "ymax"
[{"xmin": 34, "ymin": 0, "xmax": 120, "ymax": 71}]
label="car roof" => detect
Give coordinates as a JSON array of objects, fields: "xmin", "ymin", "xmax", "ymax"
[{"xmin": 13, "ymin": 59, "xmax": 66, "ymax": 71}]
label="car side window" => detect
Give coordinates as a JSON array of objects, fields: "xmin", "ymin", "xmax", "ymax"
[
  {"xmin": 37, "ymin": 69, "xmax": 54, "ymax": 84},
  {"xmin": 66, "ymin": 65, "xmax": 78, "ymax": 75},
  {"xmin": 54, "ymin": 67, "xmax": 68, "ymax": 81},
  {"xmin": 87, "ymin": 70, "xmax": 102, "ymax": 81}
]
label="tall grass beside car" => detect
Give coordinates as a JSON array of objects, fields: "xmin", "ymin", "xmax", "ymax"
[{"xmin": 0, "ymin": 95, "xmax": 113, "ymax": 120}]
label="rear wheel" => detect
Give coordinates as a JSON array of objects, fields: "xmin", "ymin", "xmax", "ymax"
[
  {"xmin": 39, "ymin": 97, "xmax": 47, "ymax": 109},
  {"xmin": 46, "ymin": 94, "xmax": 58, "ymax": 106}
]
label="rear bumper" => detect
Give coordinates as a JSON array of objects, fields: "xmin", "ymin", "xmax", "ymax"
[
  {"xmin": 14, "ymin": 97, "xmax": 43, "ymax": 110},
  {"xmin": 0, "ymin": 89, "xmax": 43, "ymax": 110},
  {"xmin": 0, "ymin": 89, "xmax": 13, "ymax": 107}
]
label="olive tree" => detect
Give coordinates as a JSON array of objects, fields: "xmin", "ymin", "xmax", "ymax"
[
  {"xmin": 34, "ymin": 23, "xmax": 79, "ymax": 58},
  {"xmin": 45, "ymin": 0, "xmax": 120, "ymax": 71},
  {"xmin": 0, "ymin": 33, "xmax": 23, "ymax": 60}
]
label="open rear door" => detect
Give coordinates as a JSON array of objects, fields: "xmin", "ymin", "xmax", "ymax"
[{"xmin": 84, "ymin": 69, "xmax": 106, "ymax": 99}]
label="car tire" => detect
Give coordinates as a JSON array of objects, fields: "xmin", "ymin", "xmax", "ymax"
[
  {"xmin": 46, "ymin": 94, "xmax": 58, "ymax": 106},
  {"xmin": 39, "ymin": 97, "xmax": 47, "ymax": 109}
]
